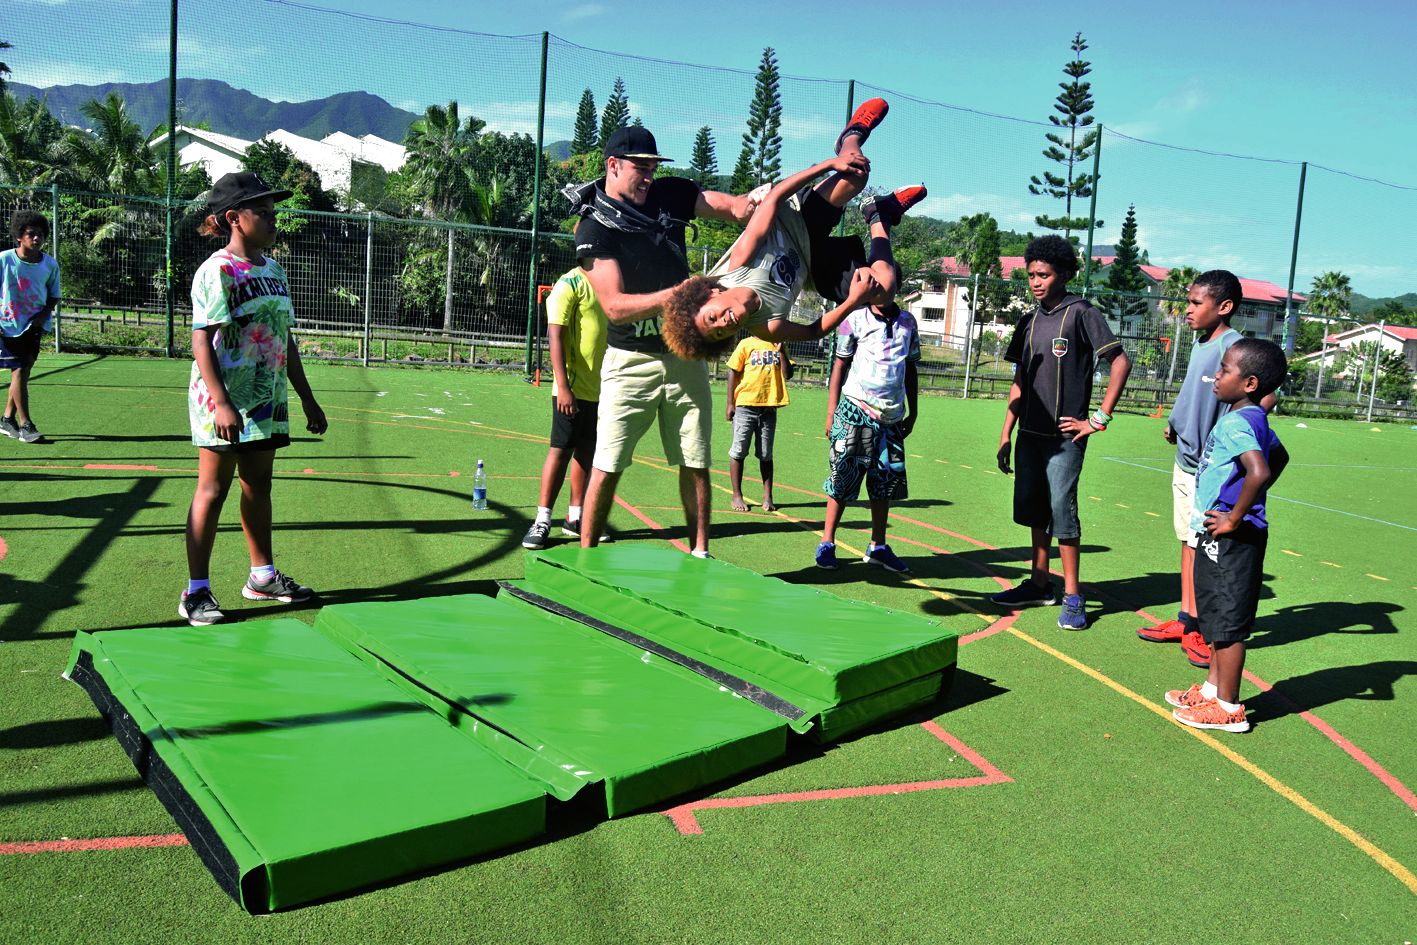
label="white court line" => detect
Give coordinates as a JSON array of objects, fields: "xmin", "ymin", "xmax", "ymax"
[{"xmin": 1101, "ymin": 456, "xmax": 1417, "ymax": 533}]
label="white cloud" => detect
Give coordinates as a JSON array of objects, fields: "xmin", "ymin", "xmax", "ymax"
[
  {"xmin": 778, "ymin": 113, "xmax": 840, "ymax": 143},
  {"xmin": 562, "ymin": 4, "xmax": 607, "ymax": 23},
  {"xmin": 917, "ymin": 191, "xmax": 1039, "ymax": 229},
  {"xmin": 11, "ymin": 60, "xmax": 134, "ymax": 87},
  {"xmin": 473, "ymin": 99, "xmax": 579, "ymax": 138}
]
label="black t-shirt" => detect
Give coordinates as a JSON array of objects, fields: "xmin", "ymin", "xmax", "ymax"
[
  {"xmin": 574, "ymin": 176, "xmax": 701, "ymax": 353},
  {"xmin": 1004, "ymin": 294, "xmax": 1124, "ymax": 437}
]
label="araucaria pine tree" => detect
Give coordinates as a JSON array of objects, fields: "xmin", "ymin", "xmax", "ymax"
[
  {"xmin": 598, "ymin": 77, "xmax": 630, "ymax": 150},
  {"xmin": 1104, "ymin": 205, "xmax": 1150, "ymax": 329},
  {"xmin": 689, "ymin": 127, "xmax": 718, "ymax": 186},
  {"xmin": 571, "ymin": 89, "xmax": 598, "ymax": 155},
  {"xmin": 730, "ymin": 47, "xmax": 783, "ymax": 192},
  {"xmin": 1028, "ymin": 32, "xmax": 1102, "ymax": 240}
]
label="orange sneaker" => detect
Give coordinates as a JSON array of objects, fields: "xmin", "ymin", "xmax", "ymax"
[
  {"xmin": 836, "ymin": 97, "xmax": 889, "ymax": 153},
  {"xmin": 1181, "ymin": 630, "xmax": 1212, "ymax": 668},
  {"xmin": 1137, "ymin": 618, "xmax": 1185, "ymax": 643},
  {"xmin": 1173, "ymin": 700, "xmax": 1249, "ymax": 733},
  {"xmin": 1164, "ymin": 684, "xmax": 1210, "ymax": 709}
]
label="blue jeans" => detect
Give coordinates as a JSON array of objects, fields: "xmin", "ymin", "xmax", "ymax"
[{"xmin": 1012, "ymin": 434, "xmax": 1086, "ymax": 540}]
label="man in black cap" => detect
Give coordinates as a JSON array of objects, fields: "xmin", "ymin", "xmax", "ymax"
[{"xmin": 565, "ymin": 126, "xmax": 759, "ymax": 558}]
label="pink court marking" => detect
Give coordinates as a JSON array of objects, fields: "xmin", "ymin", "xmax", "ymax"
[
  {"xmin": 661, "ymin": 721, "xmax": 1011, "ymax": 835},
  {"xmin": 0, "ymin": 535, "xmax": 6, "ymax": 563},
  {"xmin": 0, "ymin": 834, "xmax": 188, "ymax": 855},
  {"xmin": 83, "ymin": 463, "xmax": 158, "ymax": 471}
]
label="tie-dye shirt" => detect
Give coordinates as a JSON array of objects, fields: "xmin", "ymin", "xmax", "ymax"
[
  {"xmin": 0, "ymin": 249, "xmax": 61, "ymax": 337},
  {"xmin": 188, "ymin": 249, "xmax": 293, "ymax": 447},
  {"xmin": 836, "ymin": 306, "xmax": 922, "ymax": 423}
]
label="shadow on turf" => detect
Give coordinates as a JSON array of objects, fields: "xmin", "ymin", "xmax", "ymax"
[
  {"xmin": 0, "ymin": 715, "xmax": 111, "ymax": 749},
  {"xmin": 1249, "ymin": 660, "xmax": 1417, "ymax": 723},
  {"xmin": 1249, "ymin": 598, "xmax": 1403, "ymax": 649}
]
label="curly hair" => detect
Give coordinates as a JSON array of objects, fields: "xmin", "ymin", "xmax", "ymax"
[
  {"xmin": 662, "ymin": 276, "xmax": 738, "ymax": 361},
  {"xmin": 9, "ymin": 210, "xmax": 50, "ymax": 242},
  {"xmin": 1023, "ymin": 234, "xmax": 1079, "ymax": 281}
]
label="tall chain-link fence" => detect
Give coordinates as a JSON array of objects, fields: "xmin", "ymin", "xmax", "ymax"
[{"xmin": 3, "ymin": 0, "xmax": 1414, "ymax": 418}]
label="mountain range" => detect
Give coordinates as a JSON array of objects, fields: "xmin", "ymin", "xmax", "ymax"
[{"xmin": 10, "ymin": 78, "xmax": 421, "ymax": 143}]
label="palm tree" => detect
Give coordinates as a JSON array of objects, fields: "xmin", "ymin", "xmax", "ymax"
[
  {"xmin": 58, "ymin": 93, "xmax": 160, "ymax": 194},
  {"xmin": 0, "ymin": 91, "xmax": 64, "ymax": 185},
  {"xmin": 1159, "ymin": 265, "xmax": 1200, "ymax": 384},
  {"xmin": 401, "ymin": 101, "xmax": 485, "ymax": 220},
  {"xmin": 1308, "ymin": 270, "xmax": 1352, "ymax": 323}
]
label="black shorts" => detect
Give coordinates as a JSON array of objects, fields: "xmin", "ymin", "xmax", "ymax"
[
  {"xmin": 549, "ymin": 396, "xmax": 598, "ymax": 451},
  {"xmin": 0, "ymin": 328, "xmax": 43, "ymax": 371},
  {"xmin": 1193, "ymin": 524, "xmax": 1268, "ymax": 644},
  {"xmin": 799, "ymin": 188, "xmax": 866, "ymax": 304}
]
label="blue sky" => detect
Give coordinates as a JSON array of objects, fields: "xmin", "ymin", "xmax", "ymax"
[{"xmin": 8, "ymin": 0, "xmax": 1416, "ymax": 297}]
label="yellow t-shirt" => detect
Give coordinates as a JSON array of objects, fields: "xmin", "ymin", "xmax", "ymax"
[
  {"xmin": 727, "ymin": 337, "xmax": 790, "ymax": 408},
  {"xmin": 546, "ymin": 268, "xmax": 608, "ymax": 401}
]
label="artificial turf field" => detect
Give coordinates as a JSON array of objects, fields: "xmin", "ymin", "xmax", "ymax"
[{"xmin": 2, "ymin": 354, "xmax": 1414, "ymax": 944}]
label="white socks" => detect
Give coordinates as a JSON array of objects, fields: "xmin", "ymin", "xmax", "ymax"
[{"xmin": 535, "ymin": 506, "xmax": 552, "ymax": 525}]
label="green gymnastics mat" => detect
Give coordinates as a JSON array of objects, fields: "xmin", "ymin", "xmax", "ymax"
[
  {"xmin": 313, "ymin": 593, "xmax": 789, "ymax": 817},
  {"xmin": 66, "ymin": 620, "xmax": 547, "ymax": 913},
  {"xmin": 509, "ymin": 545, "xmax": 959, "ymax": 741}
]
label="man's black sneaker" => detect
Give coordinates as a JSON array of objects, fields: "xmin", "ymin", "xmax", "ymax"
[
  {"xmin": 242, "ymin": 570, "xmax": 314, "ymax": 603},
  {"xmin": 522, "ymin": 520, "xmax": 551, "ymax": 549},
  {"xmin": 563, "ymin": 518, "xmax": 610, "ymax": 541},
  {"xmin": 178, "ymin": 587, "xmax": 225, "ymax": 627}
]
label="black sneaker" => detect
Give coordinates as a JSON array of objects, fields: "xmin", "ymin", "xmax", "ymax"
[
  {"xmin": 178, "ymin": 587, "xmax": 225, "ymax": 627},
  {"xmin": 563, "ymin": 517, "xmax": 610, "ymax": 542},
  {"xmin": 989, "ymin": 580, "xmax": 1057, "ymax": 608},
  {"xmin": 242, "ymin": 570, "xmax": 314, "ymax": 603},
  {"xmin": 522, "ymin": 520, "xmax": 551, "ymax": 549},
  {"xmin": 16, "ymin": 421, "xmax": 42, "ymax": 444},
  {"xmin": 0, "ymin": 415, "xmax": 18, "ymax": 439}
]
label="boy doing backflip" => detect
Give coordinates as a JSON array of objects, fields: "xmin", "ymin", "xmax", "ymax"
[
  {"xmin": 725, "ymin": 336, "xmax": 792, "ymax": 512},
  {"xmin": 992, "ymin": 235, "xmax": 1132, "ymax": 630},
  {"xmin": 1137, "ymin": 270, "xmax": 1275, "ymax": 668},
  {"xmin": 0, "ymin": 210, "xmax": 61, "ymax": 444},
  {"xmin": 661, "ymin": 98, "xmax": 927, "ymax": 362},
  {"xmin": 1166, "ymin": 339, "xmax": 1288, "ymax": 733}
]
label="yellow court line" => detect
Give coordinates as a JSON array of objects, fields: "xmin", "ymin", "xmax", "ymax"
[
  {"xmin": 1144, "ymin": 511, "xmax": 1160, "ymax": 517},
  {"xmin": 1116, "ymin": 502, "xmax": 1130, "ymax": 509},
  {"xmin": 1366, "ymin": 574, "xmax": 1389, "ymax": 582},
  {"xmin": 1088, "ymin": 495, "xmax": 1101, "ymax": 501},
  {"xmin": 1005, "ymin": 626, "xmax": 1417, "ymax": 895},
  {"xmin": 1321, "ymin": 561, "xmax": 1344, "ymax": 569},
  {"xmin": 1282, "ymin": 549, "xmax": 1303, "ymax": 557}
]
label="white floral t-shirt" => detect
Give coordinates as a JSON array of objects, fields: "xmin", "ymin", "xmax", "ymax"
[{"xmin": 188, "ymin": 249, "xmax": 293, "ymax": 447}]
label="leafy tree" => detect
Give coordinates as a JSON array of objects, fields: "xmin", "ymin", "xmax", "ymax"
[
  {"xmin": 571, "ymin": 89, "xmax": 597, "ymax": 155},
  {"xmin": 597, "ymin": 77, "xmax": 629, "ymax": 150},
  {"xmin": 1157, "ymin": 264, "xmax": 1200, "ymax": 382},
  {"xmin": 730, "ymin": 47, "xmax": 783, "ymax": 192},
  {"xmin": 1377, "ymin": 349, "xmax": 1414, "ymax": 402},
  {"xmin": 944, "ymin": 212, "xmax": 1010, "ymax": 322},
  {"xmin": 688, "ymin": 126, "xmax": 718, "ymax": 186},
  {"xmin": 0, "ymin": 91, "xmax": 64, "ymax": 185},
  {"xmin": 58, "ymin": 93, "xmax": 158, "ymax": 194},
  {"xmin": 0, "ymin": 40, "xmax": 11, "ymax": 93},
  {"xmin": 1103, "ymin": 205, "xmax": 1149, "ymax": 325},
  {"xmin": 1307, "ymin": 270, "xmax": 1352, "ymax": 323},
  {"xmin": 1028, "ymin": 32, "xmax": 1102, "ymax": 239},
  {"xmin": 1294, "ymin": 319, "xmax": 1327, "ymax": 355},
  {"xmin": 402, "ymin": 100, "xmax": 486, "ymax": 219},
  {"xmin": 1372, "ymin": 298, "xmax": 1417, "ymax": 328},
  {"xmin": 241, "ymin": 139, "xmax": 336, "ymax": 236}
]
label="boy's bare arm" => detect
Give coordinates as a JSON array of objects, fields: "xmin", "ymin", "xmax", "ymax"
[
  {"xmin": 548, "ymin": 323, "xmax": 575, "ymax": 415},
  {"xmin": 826, "ymin": 355, "xmax": 850, "ymax": 437},
  {"xmin": 580, "ymin": 256, "xmax": 674, "ymax": 325},
  {"xmin": 1203, "ymin": 449, "xmax": 1271, "ymax": 537},
  {"xmin": 1267, "ymin": 442, "xmax": 1290, "ymax": 485},
  {"xmin": 997, "ymin": 365, "xmax": 1023, "ymax": 473},
  {"xmin": 1060, "ymin": 348, "xmax": 1132, "ymax": 443},
  {"xmin": 725, "ymin": 368, "xmax": 742, "ymax": 421},
  {"xmin": 696, "ymin": 188, "xmax": 758, "ymax": 224},
  {"xmin": 756, "ymin": 269, "xmax": 878, "ymax": 343},
  {"xmin": 285, "ymin": 335, "xmax": 327, "ymax": 435}
]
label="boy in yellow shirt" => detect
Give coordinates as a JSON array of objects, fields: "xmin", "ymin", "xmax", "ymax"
[
  {"xmin": 523, "ymin": 266, "xmax": 608, "ymax": 549},
  {"xmin": 725, "ymin": 336, "xmax": 792, "ymax": 512}
]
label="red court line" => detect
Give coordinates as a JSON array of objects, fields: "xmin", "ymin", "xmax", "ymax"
[
  {"xmin": 661, "ymin": 721, "xmax": 1012, "ymax": 835},
  {"xmin": 0, "ymin": 834, "xmax": 188, "ymax": 855},
  {"xmin": 0, "ymin": 535, "xmax": 6, "ymax": 563},
  {"xmin": 613, "ymin": 495, "xmax": 690, "ymax": 553}
]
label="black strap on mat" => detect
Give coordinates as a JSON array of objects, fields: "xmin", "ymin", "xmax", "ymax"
[{"xmin": 497, "ymin": 582, "xmax": 807, "ymax": 723}]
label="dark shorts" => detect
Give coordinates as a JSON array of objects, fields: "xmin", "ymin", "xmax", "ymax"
[
  {"xmin": 799, "ymin": 188, "xmax": 866, "ymax": 304},
  {"xmin": 823, "ymin": 397, "xmax": 907, "ymax": 502},
  {"xmin": 1012, "ymin": 434, "xmax": 1086, "ymax": 540},
  {"xmin": 728, "ymin": 406, "xmax": 777, "ymax": 461},
  {"xmin": 549, "ymin": 396, "xmax": 598, "ymax": 451},
  {"xmin": 200, "ymin": 433, "xmax": 289, "ymax": 454},
  {"xmin": 1193, "ymin": 524, "xmax": 1268, "ymax": 644},
  {"xmin": 0, "ymin": 328, "xmax": 43, "ymax": 371}
]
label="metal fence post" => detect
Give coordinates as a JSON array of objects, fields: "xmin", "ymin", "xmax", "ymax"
[
  {"xmin": 1366, "ymin": 320, "xmax": 1385, "ymax": 422},
  {"xmin": 363, "ymin": 211, "xmax": 373, "ymax": 367},
  {"xmin": 1282, "ymin": 161, "xmax": 1308, "ymax": 355},
  {"xmin": 50, "ymin": 183, "xmax": 61, "ymax": 353},
  {"xmin": 443, "ymin": 226, "xmax": 454, "ymax": 334},
  {"xmin": 525, "ymin": 31, "xmax": 549, "ymax": 374},
  {"xmin": 165, "ymin": 0, "xmax": 179, "ymax": 358},
  {"xmin": 1314, "ymin": 332, "xmax": 1327, "ymax": 398},
  {"xmin": 961, "ymin": 274, "xmax": 979, "ymax": 398},
  {"xmin": 1081, "ymin": 124, "xmax": 1102, "ymax": 298}
]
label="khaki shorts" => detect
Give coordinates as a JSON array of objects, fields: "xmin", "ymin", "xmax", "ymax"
[
  {"xmin": 594, "ymin": 346, "xmax": 712, "ymax": 473},
  {"xmin": 1173, "ymin": 462, "xmax": 1199, "ymax": 546}
]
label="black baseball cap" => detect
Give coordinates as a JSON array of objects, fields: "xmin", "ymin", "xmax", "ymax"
[
  {"xmin": 604, "ymin": 126, "xmax": 673, "ymax": 162},
  {"xmin": 205, "ymin": 171, "xmax": 293, "ymax": 215}
]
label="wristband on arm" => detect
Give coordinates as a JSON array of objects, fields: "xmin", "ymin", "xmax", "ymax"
[{"xmin": 1088, "ymin": 408, "xmax": 1111, "ymax": 431}]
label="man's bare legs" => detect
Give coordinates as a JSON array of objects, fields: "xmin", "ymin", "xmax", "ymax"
[
  {"xmin": 681, "ymin": 466, "xmax": 711, "ymax": 554},
  {"xmin": 580, "ymin": 466, "xmax": 620, "ymax": 548}
]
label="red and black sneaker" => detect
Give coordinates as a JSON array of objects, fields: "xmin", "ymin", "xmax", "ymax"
[
  {"xmin": 862, "ymin": 184, "xmax": 928, "ymax": 228},
  {"xmin": 1137, "ymin": 618, "xmax": 1186, "ymax": 643},
  {"xmin": 1181, "ymin": 629, "xmax": 1212, "ymax": 668},
  {"xmin": 835, "ymin": 97, "xmax": 889, "ymax": 153}
]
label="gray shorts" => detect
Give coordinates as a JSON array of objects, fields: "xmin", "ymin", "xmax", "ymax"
[
  {"xmin": 1012, "ymin": 433, "xmax": 1086, "ymax": 540},
  {"xmin": 728, "ymin": 406, "xmax": 778, "ymax": 462}
]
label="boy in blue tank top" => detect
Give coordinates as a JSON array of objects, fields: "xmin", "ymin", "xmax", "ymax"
[{"xmin": 1165, "ymin": 339, "xmax": 1289, "ymax": 733}]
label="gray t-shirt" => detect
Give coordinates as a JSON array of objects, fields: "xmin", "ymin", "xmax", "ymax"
[
  {"xmin": 707, "ymin": 190, "xmax": 814, "ymax": 328},
  {"xmin": 1169, "ymin": 327, "xmax": 1241, "ymax": 472}
]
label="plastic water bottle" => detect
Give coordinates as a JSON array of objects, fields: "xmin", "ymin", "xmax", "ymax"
[{"xmin": 472, "ymin": 459, "xmax": 488, "ymax": 510}]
